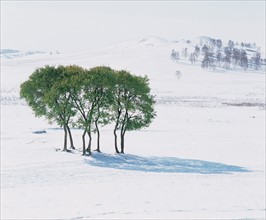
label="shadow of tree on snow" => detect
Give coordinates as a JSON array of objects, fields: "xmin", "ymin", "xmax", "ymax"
[{"xmin": 84, "ymin": 153, "xmax": 249, "ymax": 174}]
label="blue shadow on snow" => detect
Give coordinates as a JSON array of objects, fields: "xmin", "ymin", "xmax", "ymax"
[{"xmin": 84, "ymin": 153, "xmax": 249, "ymax": 174}]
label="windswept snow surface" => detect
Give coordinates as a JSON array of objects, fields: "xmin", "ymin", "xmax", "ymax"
[
  {"xmin": 1, "ymin": 37, "xmax": 265, "ymax": 219},
  {"xmin": 0, "ymin": 49, "xmax": 47, "ymax": 59}
]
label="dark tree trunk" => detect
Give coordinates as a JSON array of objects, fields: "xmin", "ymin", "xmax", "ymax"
[
  {"xmin": 113, "ymin": 111, "xmax": 121, "ymax": 154},
  {"xmin": 86, "ymin": 131, "xmax": 92, "ymax": 155},
  {"xmin": 113, "ymin": 123, "xmax": 120, "ymax": 153},
  {"xmin": 120, "ymin": 111, "xmax": 127, "ymax": 154},
  {"xmin": 63, "ymin": 125, "xmax": 68, "ymax": 151},
  {"xmin": 66, "ymin": 125, "xmax": 75, "ymax": 149},
  {"xmin": 82, "ymin": 130, "xmax": 86, "ymax": 155},
  {"xmin": 95, "ymin": 119, "xmax": 101, "ymax": 152},
  {"xmin": 120, "ymin": 129, "xmax": 126, "ymax": 154}
]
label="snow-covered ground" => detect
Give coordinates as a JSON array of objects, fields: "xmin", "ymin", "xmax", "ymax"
[
  {"xmin": 0, "ymin": 49, "xmax": 47, "ymax": 59},
  {"xmin": 1, "ymin": 37, "xmax": 265, "ymax": 219}
]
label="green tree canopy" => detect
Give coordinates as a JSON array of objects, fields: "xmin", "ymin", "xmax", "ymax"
[
  {"xmin": 112, "ymin": 70, "xmax": 156, "ymax": 153},
  {"xmin": 20, "ymin": 65, "xmax": 156, "ymax": 155},
  {"xmin": 20, "ymin": 65, "xmax": 83, "ymax": 151}
]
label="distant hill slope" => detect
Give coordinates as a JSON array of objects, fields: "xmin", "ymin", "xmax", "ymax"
[
  {"xmin": 2, "ymin": 35, "xmax": 265, "ymax": 72},
  {"xmin": 112, "ymin": 35, "xmax": 265, "ymax": 72},
  {"xmin": 169, "ymin": 36, "xmax": 266, "ymax": 72},
  {"xmin": 0, "ymin": 49, "xmax": 46, "ymax": 59}
]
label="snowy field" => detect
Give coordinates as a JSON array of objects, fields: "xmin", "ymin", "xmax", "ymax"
[{"xmin": 1, "ymin": 37, "xmax": 265, "ymax": 219}]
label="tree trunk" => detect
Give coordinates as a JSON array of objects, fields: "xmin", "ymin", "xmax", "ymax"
[
  {"xmin": 120, "ymin": 111, "xmax": 127, "ymax": 154},
  {"xmin": 63, "ymin": 125, "xmax": 68, "ymax": 151},
  {"xmin": 95, "ymin": 120, "xmax": 101, "ymax": 152},
  {"xmin": 82, "ymin": 130, "xmax": 86, "ymax": 155},
  {"xmin": 113, "ymin": 123, "xmax": 120, "ymax": 153},
  {"xmin": 66, "ymin": 125, "xmax": 75, "ymax": 149},
  {"xmin": 113, "ymin": 111, "xmax": 121, "ymax": 154},
  {"xmin": 86, "ymin": 131, "xmax": 92, "ymax": 155},
  {"xmin": 120, "ymin": 129, "xmax": 126, "ymax": 154}
]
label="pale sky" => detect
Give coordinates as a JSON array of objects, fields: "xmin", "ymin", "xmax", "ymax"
[{"xmin": 1, "ymin": 1, "xmax": 265, "ymax": 52}]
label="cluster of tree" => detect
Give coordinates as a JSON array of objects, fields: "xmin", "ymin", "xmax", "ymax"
[
  {"xmin": 240, "ymin": 42, "xmax": 256, "ymax": 48},
  {"xmin": 200, "ymin": 41, "xmax": 261, "ymax": 71},
  {"xmin": 171, "ymin": 49, "xmax": 180, "ymax": 62},
  {"xmin": 171, "ymin": 39, "xmax": 264, "ymax": 71},
  {"xmin": 203, "ymin": 38, "xmax": 222, "ymax": 49},
  {"xmin": 20, "ymin": 65, "xmax": 156, "ymax": 156}
]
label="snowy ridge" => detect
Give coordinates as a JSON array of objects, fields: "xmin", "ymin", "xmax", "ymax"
[
  {"xmin": 155, "ymin": 95, "xmax": 266, "ymax": 108},
  {"xmin": 0, "ymin": 49, "xmax": 46, "ymax": 59},
  {"xmin": 137, "ymin": 36, "xmax": 172, "ymax": 47},
  {"xmin": 110, "ymin": 36, "xmax": 172, "ymax": 51}
]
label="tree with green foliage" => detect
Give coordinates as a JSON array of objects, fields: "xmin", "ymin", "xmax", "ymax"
[
  {"xmin": 67, "ymin": 69, "xmax": 94, "ymax": 155},
  {"xmin": 20, "ymin": 65, "xmax": 77, "ymax": 151},
  {"xmin": 21, "ymin": 65, "xmax": 156, "ymax": 156},
  {"xmin": 112, "ymin": 70, "xmax": 156, "ymax": 154},
  {"xmin": 67, "ymin": 66, "xmax": 113, "ymax": 155},
  {"xmin": 88, "ymin": 66, "xmax": 115, "ymax": 153}
]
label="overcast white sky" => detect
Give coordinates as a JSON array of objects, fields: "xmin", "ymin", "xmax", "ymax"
[{"xmin": 1, "ymin": 1, "xmax": 265, "ymax": 52}]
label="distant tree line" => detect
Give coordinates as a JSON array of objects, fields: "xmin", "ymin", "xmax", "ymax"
[
  {"xmin": 20, "ymin": 65, "xmax": 156, "ymax": 155},
  {"xmin": 171, "ymin": 38, "xmax": 265, "ymax": 71}
]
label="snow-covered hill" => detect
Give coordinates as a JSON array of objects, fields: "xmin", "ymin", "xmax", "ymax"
[
  {"xmin": 1, "ymin": 36, "xmax": 265, "ymax": 219},
  {"xmin": 0, "ymin": 49, "xmax": 47, "ymax": 59}
]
